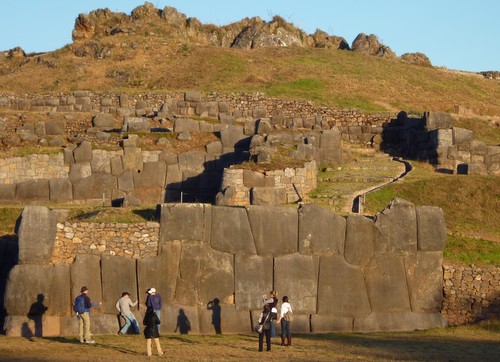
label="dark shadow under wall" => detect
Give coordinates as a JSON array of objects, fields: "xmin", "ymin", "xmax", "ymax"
[{"xmin": 0, "ymin": 235, "xmax": 18, "ymax": 335}]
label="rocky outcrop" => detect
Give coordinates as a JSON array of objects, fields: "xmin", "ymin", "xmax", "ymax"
[
  {"xmin": 401, "ymin": 52, "xmax": 432, "ymax": 67},
  {"xmin": 351, "ymin": 33, "xmax": 396, "ymax": 59}
]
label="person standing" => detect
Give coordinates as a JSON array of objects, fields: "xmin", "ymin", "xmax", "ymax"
[
  {"xmin": 143, "ymin": 306, "xmax": 164, "ymax": 357},
  {"xmin": 74, "ymin": 286, "xmax": 101, "ymax": 344},
  {"xmin": 115, "ymin": 292, "xmax": 140, "ymax": 335},
  {"xmin": 146, "ymin": 288, "xmax": 162, "ymax": 332},
  {"xmin": 277, "ymin": 295, "xmax": 293, "ymax": 346},
  {"xmin": 257, "ymin": 303, "xmax": 277, "ymax": 352},
  {"xmin": 262, "ymin": 290, "xmax": 278, "ymax": 339}
]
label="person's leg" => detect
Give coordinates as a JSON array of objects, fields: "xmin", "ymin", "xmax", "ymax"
[
  {"xmin": 78, "ymin": 315, "xmax": 84, "ymax": 342},
  {"xmin": 154, "ymin": 338, "xmax": 163, "ymax": 355},
  {"xmin": 265, "ymin": 329, "xmax": 271, "ymax": 351},
  {"xmin": 146, "ymin": 338, "xmax": 152, "ymax": 356},
  {"xmin": 129, "ymin": 314, "xmax": 140, "ymax": 334},
  {"xmin": 258, "ymin": 332, "xmax": 264, "ymax": 351},
  {"xmin": 280, "ymin": 320, "xmax": 286, "ymax": 345},
  {"xmin": 81, "ymin": 312, "xmax": 92, "ymax": 342},
  {"xmin": 120, "ymin": 315, "xmax": 132, "ymax": 334},
  {"xmin": 154, "ymin": 310, "xmax": 161, "ymax": 332}
]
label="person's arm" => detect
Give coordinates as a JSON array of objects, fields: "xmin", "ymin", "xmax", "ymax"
[
  {"xmin": 115, "ymin": 299, "xmax": 121, "ymax": 313},
  {"xmin": 130, "ymin": 299, "xmax": 138, "ymax": 307}
]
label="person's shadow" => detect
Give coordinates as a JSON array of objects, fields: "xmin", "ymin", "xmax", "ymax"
[
  {"xmin": 207, "ymin": 298, "xmax": 222, "ymax": 334},
  {"xmin": 27, "ymin": 293, "xmax": 48, "ymax": 337},
  {"xmin": 175, "ymin": 309, "xmax": 191, "ymax": 334}
]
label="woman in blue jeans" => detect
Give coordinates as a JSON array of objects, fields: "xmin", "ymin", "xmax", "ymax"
[{"xmin": 277, "ymin": 296, "xmax": 292, "ymax": 346}]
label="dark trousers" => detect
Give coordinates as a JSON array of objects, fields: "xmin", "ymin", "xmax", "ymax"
[
  {"xmin": 258, "ymin": 328, "xmax": 271, "ymax": 351},
  {"xmin": 281, "ymin": 320, "xmax": 291, "ymax": 338}
]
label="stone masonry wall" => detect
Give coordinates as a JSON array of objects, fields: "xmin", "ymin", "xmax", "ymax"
[
  {"xmin": 216, "ymin": 161, "xmax": 317, "ymax": 206},
  {"xmin": 52, "ymin": 221, "xmax": 160, "ymax": 264},
  {"xmin": 442, "ymin": 263, "xmax": 499, "ymax": 325},
  {"xmin": 0, "ymin": 154, "xmax": 68, "ymax": 184}
]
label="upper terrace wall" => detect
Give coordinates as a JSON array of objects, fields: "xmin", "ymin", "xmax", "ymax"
[{"xmin": 3, "ymin": 199, "xmax": 449, "ymax": 336}]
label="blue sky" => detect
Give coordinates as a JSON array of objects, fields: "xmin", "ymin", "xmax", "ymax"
[{"xmin": 0, "ymin": 1, "xmax": 498, "ymax": 72}]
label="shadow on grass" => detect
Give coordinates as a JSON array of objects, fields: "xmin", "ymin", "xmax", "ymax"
[{"xmin": 45, "ymin": 337, "xmax": 141, "ymax": 355}]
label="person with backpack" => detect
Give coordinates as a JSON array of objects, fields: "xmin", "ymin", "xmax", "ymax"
[
  {"xmin": 277, "ymin": 295, "xmax": 293, "ymax": 346},
  {"xmin": 257, "ymin": 303, "xmax": 277, "ymax": 352},
  {"xmin": 143, "ymin": 306, "xmax": 164, "ymax": 357},
  {"xmin": 74, "ymin": 286, "xmax": 101, "ymax": 344}
]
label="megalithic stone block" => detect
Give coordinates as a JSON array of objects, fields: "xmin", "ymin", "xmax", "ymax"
[
  {"xmin": 405, "ymin": 251, "xmax": 444, "ymax": 313},
  {"xmin": 174, "ymin": 243, "xmax": 234, "ymax": 306},
  {"xmin": 374, "ymin": 198, "xmax": 417, "ymax": 253},
  {"xmin": 70, "ymin": 255, "xmax": 103, "ymax": 315},
  {"xmin": 365, "ymin": 254, "xmax": 411, "ymax": 313},
  {"xmin": 17, "ymin": 206, "xmax": 56, "ymax": 264},
  {"xmin": 159, "ymin": 203, "xmax": 209, "ymax": 242},
  {"xmin": 317, "ymin": 254, "xmax": 371, "ymax": 317},
  {"xmin": 247, "ymin": 205, "xmax": 298, "ymax": 257},
  {"xmin": 298, "ymin": 204, "xmax": 346, "ymax": 255},
  {"xmin": 235, "ymin": 254, "xmax": 273, "ymax": 311},
  {"xmin": 101, "ymin": 255, "xmax": 137, "ymax": 315},
  {"xmin": 344, "ymin": 214, "xmax": 374, "ymax": 266},
  {"xmin": 415, "ymin": 206, "xmax": 447, "ymax": 251},
  {"xmin": 4, "ymin": 264, "xmax": 54, "ymax": 316},
  {"xmin": 275, "ymin": 253, "xmax": 319, "ymax": 314},
  {"xmin": 211, "ymin": 206, "xmax": 256, "ymax": 255},
  {"xmin": 137, "ymin": 241, "xmax": 181, "ymax": 307}
]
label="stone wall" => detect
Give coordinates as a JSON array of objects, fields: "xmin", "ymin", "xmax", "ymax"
[
  {"xmin": 442, "ymin": 263, "xmax": 499, "ymax": 325},
  {"xmin": 0, "ymin": 153, "xmax": 67, "ymax": 184},
  {"xmin": 4, "ymin": 199, "xmax": 449, "ymax": 336},
  {"xmin": 216, "ymin": 161, "xmax": 317, "ymax": 206},
  {"xmin": 52, "ymin": 221, "xmax": 160, "ymax": 264}
]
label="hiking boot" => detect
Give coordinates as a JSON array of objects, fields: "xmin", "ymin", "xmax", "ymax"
[{"xmin": 86, "ymin": 339, "xmax": 96, "ymax": 344}]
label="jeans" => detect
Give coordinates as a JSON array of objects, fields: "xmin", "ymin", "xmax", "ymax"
[
  {"xmin": 154, "ymin": 309, "xmax": 161, "ymax": 332},
  {"xmin": 281, "ymin": 319, "xmax": 291, "ymax": 338},
  {"xmin": 120, "ymin": 313, "xmax": 140, "ymax": 334}
]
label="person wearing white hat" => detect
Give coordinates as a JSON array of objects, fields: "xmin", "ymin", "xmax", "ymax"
[{"xmin": 146, "ymin": 287, "xmax": 162, "ymax": 332}]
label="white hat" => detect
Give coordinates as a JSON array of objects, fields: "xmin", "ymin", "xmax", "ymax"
[{"xmin": 148, "ymin": 288, "xmax": 156, "ymax": 294}]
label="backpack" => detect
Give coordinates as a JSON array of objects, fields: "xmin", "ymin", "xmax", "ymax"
[{"xmin": 74, "ymin": 295, "xmax": 86, "ymax": 314}]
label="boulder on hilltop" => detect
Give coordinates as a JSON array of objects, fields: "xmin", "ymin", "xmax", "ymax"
[
  {"xmin": 351, "ymin": 33, "xmax": 396, "ymax": 58},
  {"xmin": 401, "ymin": 52, "xmax": 432, "ymax": 67}
]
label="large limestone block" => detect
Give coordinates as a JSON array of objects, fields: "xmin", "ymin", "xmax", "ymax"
[
  {"xmin": 247, "ymin": 205, "xmax": 298, "ymax": 257},
  {"xmin": 174, "ymin": 244, "xmax": 234, "ymax": 306},
  {"xmin": 424, "ymin": 111, "xmax": 452, "ymax": 131},
  {"xmin": 365, "ymin": 255, "xmax": 411, "ymax": 313},
  {"xmin": 5, "ymin": 315, "xmax": 60, "ymax": 337},
  {"xmin": 311, "ymin": 315, "xmax": 353, "ymax": 332},
  {"xmin": 52, "ymin": 264, "xmax": 71, "ymax": 317},
  {"xmin": 122, "ymin": 146, "xmax": 143, "ymax": 172},
  {"xmin": 90, "ymin": 150, "xmax": 111, "ymax": 174},
  {"xmin": 90, "ymin": 314, "xmax": 125, "ymax": 335},
  {"xmin": 320, "ymin": 129, "xmax": 341, "ymax": 149},
  {"xmin": 137, "ymin": 241, "xmax": 181, "ymax": 306},
  {"xmin": 92, "ymin": 113, "xmax": 115, "ymax": 129},
  {"xmin": 101, "ymin": 255, "xmax": 137, "ymax": 315},
  {"xmin": 0, "ymin": 184, "xmax": 16, "ymax": 201},
  {"xmin": 344, "ymin": 214, "xmax": 374, "ymax": 266},
  {"xmin": 353, "ymin": 312, "xmax": 448, "ymax": 332},
  {"xmin": 118, "ymin": 170, "xmax": 135, "ymax": 192},
  {"xmin": 317, "ymin": 255, "xmax": 371, "ymax": 317},
  {"xmin": 73, "ymin": 140, "xmax": 93, "ymax": 163},
  {"xmin": 133, "ymin": 161, "xmax": 167, "ymax": 188},
  {"xmin": 160, "ymin": 203, "xmax": 209, "ymax": 242},
  {"xmin": 405, "ymin": 252, "xmax": 443, "ymax": 313},
  {"xmin": 234, "ymin": 254, "xmax": 273, "ymax": 311},
  {"xmin": 124, "ymin": 117, "xmax": 150, "ymax": 133},
  {"xmin": 45, "ymin": 121, "xmax": 65, "ymax": 135},
  {"xmin": 128, "ymin": 187, "xmax": 165, "ymax": 204},
  {"xmin": 174, "ymin": 118, "xmax": 200, "ymax": 133},
  {"xmin": 4, "ymin": 264, "xmax": 53, "ymax": 316},
  {"xmin": 16, "ymin": 179, "xmax": 50, "ymax": 201},
  {"xmin": 220, "ymin": 124, "xmax": 251, "ymax": 149},
  {"xmin": 164, "ymin": 304, "xmax": 200, "ymax": 334},
  {"xmin": 374, "ymin": 198, "xmax": 417, "ymax": 253},
  {"xmin": 110, "ymin": 156, "xmax": 124, "ymax": 176},
  {"xmin": 210, "ymin": 206, "xmax": 256, "ymax": 254},
  {"xmin": 275, "ymin": 253, "xmax": 319, "ymax": 314},
  {"xmin": 70, "ymin": 255, "xmax": 103, "ymax": 315},
  {"xmin": 416, "ymin": 206, "xmax": 447, "ymax": 251},
  {"xmin": 452, "ymin": 127, "xmax": 474, "ymax": 144},
  {"xmin": 251, "ymin": 187, "xmax": 286, "ymax": 205},
  {"xmin": 49, "ymin": 179, "xmax": 73, "ymax": 203},
  {"xmin": 178, "ymin": 151, "xmax": 206, "ymax": 172},
  {"xmin": 298, "ymin": 204, "xmax": 346, "ymax": 255},
  {"xmin": 68, "ymin": 162, "xmax": 92, "ymax": 183},
  {"xmin": 72, "ymin": 173, "xmax": 117, "ymax": 201},
  {"xmin": 59, "ymin": 316, "xmax": 79, "ymax": 336},
  {"xmin": 198, "ymin": 304, "xmax": 250, "ymax": 334},
  {"xmin": 17, "ymin": 206, "xmax": 56, "ymax": 264}
]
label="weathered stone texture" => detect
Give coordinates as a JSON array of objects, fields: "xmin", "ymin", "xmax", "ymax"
[{"xmin": 17, "ymin": 206, "xmax": 56, "ymax": 264}]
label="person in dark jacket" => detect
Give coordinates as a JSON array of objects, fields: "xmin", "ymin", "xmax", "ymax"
[
  {"xmin": 75, "ymin": 286, "xmax": 101, "ymax": 344},
  {"xmin": 257, "ymin": 303, "xmax": 277, "ymax": 352},
  {"xmin": 143, "ymin": 306, "xmax": 164, "ymax": 357}
]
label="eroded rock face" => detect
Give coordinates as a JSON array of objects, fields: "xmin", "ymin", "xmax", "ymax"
[
  {"xmin": 352, "ymin": 33, "xmax": 396, "ymax": 58},
  {"xmin": 401, "ymin": 52, "xmax": 432, "ymax": 67}
]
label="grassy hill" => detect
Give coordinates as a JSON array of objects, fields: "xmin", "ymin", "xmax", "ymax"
[{"xmin": 1, "ymin": 36, "xmax": 499, "ymax": 115}]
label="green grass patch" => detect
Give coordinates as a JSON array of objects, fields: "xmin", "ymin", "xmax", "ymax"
[
  {"xmin": 444, "ymin": 233, "xmax": 500, "ymax": 265},
  {"xmin": 452, "ymin": 116, "xmax": 500, "ymax": 145},
  {"xmin": 0, "ymin": 207, "xmax": 23, "ymax": 234},
  {"xmin": 266, "ymin": 78, "xmax": 325, "ymax": 101}
]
